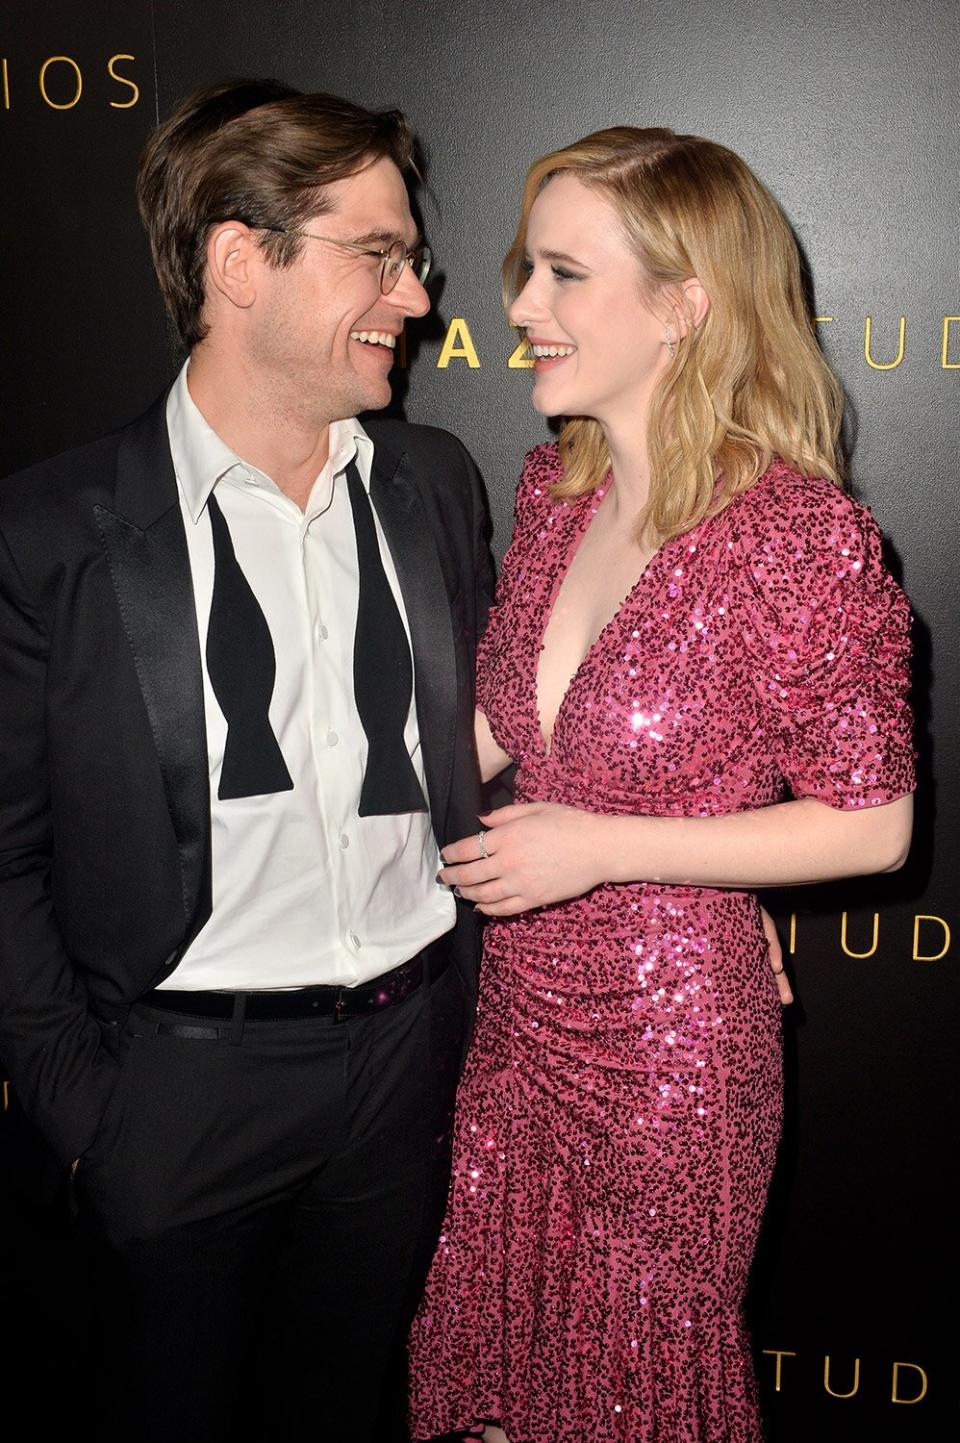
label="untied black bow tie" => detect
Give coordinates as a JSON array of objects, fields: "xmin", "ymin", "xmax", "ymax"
[
  {"xmin": 203, "ymin": 473, "xmax": 427, "ymax": 816},
  {"xmin": 204, "ymin": 491, "xmax": 294, "ymax": 801},
  {"xmin": 345, "ymin": 460, "xmax": 427, "ymax": 816}
]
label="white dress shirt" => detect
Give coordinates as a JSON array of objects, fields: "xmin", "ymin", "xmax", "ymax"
[{"xmin": 158, "ymin": 364, "xmax": 454, "ymax": 991}]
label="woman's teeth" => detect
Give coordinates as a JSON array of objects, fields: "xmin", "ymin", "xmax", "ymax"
[
  {"xmin": 531, "ymin": 344, "xmax": 575, "ymax": 358},
  {"xmin": 350, "ymin": 331, "xmax": 397, "ymax": 348}
]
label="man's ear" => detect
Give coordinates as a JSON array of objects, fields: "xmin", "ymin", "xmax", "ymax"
[{"xmin": 205, "ymin": 222, "xmax": 261, "ymax": 312}]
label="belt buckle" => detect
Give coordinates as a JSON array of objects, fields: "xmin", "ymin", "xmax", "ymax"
[{"xmin": 333, "ymin": 988, "xmax": 347, "ymax": 1025}]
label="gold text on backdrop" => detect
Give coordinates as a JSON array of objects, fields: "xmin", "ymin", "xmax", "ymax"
[
  {"xmin": 0, "ymin": 54, "xmax": 139, "ymax": 110},
  {"xmin": 414, "ymin": 316, "xmax": 960, "ymax": 371},
  {"xmin": 786, "ymin": 911, "xmax": 951, "ymax": 960},
  {"xmin": 761, "ymin": 1350, "xmax": 929, "ymax": 1403}
]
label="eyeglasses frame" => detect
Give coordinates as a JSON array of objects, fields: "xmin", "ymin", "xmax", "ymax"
[{"xmin": 256, "ymin": 224, "xmax": 431, "ymax": 295}]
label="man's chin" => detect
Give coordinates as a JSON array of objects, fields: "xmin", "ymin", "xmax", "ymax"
[
  {"xmin": 323, "ymin": 376, "xmax": 393, "ymax": 423},
  {"xmin": 356, "ymin": 376, "xmax": 395, "ymax": 415}
]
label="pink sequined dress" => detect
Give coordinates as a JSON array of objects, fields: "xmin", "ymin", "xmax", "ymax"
[{"xmin": 408, "ymin": 446, "xmax": 914, "ymax": 1443}]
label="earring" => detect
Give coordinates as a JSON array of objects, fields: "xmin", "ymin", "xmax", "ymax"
[{"xmin": 663, "ymin": 321, "xmax": 677, "ymax": 358}]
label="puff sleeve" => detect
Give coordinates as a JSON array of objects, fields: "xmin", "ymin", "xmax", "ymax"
[{"xmin": 734, "ymin": 469, "xmax": 915, "ymax": 810}]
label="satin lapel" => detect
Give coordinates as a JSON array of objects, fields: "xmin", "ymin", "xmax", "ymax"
[
  {"xmin": 94, "ymin": 398, "xmax": 211, "ymax": 936},
  {"xmin": 369, "ymin": 442, "xmax": 457, "ymax": 838}
]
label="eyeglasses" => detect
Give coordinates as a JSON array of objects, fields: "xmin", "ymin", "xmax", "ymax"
[{"xmin": 258, "ymin": 225, "xmax": 431, "ymax": 295}]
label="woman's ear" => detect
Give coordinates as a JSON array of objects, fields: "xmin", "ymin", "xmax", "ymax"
[{"xmin": 676, "ymin": 276, "xmax": 710, "ymax": 333}]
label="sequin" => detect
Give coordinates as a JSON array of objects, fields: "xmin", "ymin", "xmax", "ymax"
[{"xmin": 408, "ymin": 447, "xmax": 914, "ymax": 1442}]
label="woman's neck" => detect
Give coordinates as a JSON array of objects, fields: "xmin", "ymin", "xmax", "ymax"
[{"xmin": 602, "ymin": 418, "xmax": 652, "ymax": 522}]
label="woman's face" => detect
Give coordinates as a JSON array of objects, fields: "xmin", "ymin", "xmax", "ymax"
[{"xmin": 508, "ymin": 173, "xmax": 670, "ymax": 428}]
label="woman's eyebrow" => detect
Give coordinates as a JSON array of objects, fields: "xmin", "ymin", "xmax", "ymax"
[{"xmin": 537, "ymin": 247, "xmax": 589, "ymax": 268}]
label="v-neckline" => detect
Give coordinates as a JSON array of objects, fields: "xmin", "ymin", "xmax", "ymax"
[{"xmin": 533, "ymin": 480, "xmax": 675, "ymax": 760}]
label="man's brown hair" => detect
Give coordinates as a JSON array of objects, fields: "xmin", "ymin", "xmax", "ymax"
[{"xmin": 136, "ymin": 79, "xmax": 416, "ymax": 351}]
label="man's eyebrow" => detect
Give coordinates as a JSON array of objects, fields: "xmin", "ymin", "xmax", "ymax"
[{"xmin": 350, "ymin": 228, "xmax": 422, "ymax": 247}]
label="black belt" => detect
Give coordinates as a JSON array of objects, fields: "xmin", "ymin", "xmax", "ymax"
[{"xmin": 139, "ymin": 935, "xmax": 451, "ymax": 1025}]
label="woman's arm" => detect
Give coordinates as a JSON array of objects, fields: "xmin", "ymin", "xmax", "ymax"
[
  {"xmin": 463, "ymin": 732, "xmax": 797, "ymax": 1000},
  {"xmin": 439, "ymin": 792, "xmax": 913, "ymax": 917},
  {"xmin": 475, "ymin": 707, "xmax": 513, "ymax": 784}
]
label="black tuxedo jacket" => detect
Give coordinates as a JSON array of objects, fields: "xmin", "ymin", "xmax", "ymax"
[{"xmin": 0, "ymin": 395, "xmax": 493, "ymax": 1167}]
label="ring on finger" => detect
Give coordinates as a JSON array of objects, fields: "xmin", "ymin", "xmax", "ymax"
[{"xmin": 477, "ymin": 830, "xmax": 489, "ymax": 861}]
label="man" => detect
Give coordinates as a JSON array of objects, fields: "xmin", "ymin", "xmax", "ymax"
[{"xmin": 0, "ymin": 79, "xmax": 491, "ymax": 1443}]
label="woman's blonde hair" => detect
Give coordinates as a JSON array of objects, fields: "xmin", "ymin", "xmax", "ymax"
[{"xmin": 503, "ymin": 127, "xmax": 844, "ymax": 540}]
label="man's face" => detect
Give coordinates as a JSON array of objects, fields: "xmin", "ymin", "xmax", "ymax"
[{"xmin": 247, "ymin": 155, "xmax": 429, "ymax": 424}]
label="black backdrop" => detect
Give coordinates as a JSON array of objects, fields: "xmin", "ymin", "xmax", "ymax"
[{"xmin": 1, "ymin": 2, "xmax": 956, "ymax": 1438}]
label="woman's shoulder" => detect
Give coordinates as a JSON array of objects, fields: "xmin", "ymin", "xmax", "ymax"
[
  {"xmin": 725, "ymin": 457, "xmax": 881, "ymax": 575},
  {"xmin": 512, "ymin": 441, "xmax": 564, "ymax": 522},
  {"xmin": 518, "ymin": 440, "xmax": 562, "ymax": 490},
  {"xmin": 716, "ymin": 457, "xmax": 901, "ymax": 634},
  {"xmin": 735, "ymin": 455, "xmax": 860, "ymax": 523}
]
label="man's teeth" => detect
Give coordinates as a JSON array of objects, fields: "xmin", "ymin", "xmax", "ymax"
[
  {"xmin": 349, "ymin": 330, "xmax": 397, "ymax": 349},
  {"xmin": 531, "ymin": 344, "xmax": 576, "ymax": 358}
]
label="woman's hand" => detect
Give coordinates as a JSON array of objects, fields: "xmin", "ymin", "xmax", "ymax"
[
  {"xmin": 439, "ymin": 808, "xmax": 796, "ymax": 1000},
  {"xmin": 439, "ymin": 802, "xmax": 613, "ymax": 916}
]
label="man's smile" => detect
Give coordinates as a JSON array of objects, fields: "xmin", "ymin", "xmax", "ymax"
[{"xmin": 349, "ymin": 329, "xmax": 398, "ymax": 350}]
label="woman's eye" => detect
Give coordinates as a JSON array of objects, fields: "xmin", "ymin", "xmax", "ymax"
[
  {"xmin": 519, "ymin": 258, "xmax": 534, "ymax": 275},
  {"xmin": 552, "ymin": 265, "xmax": 579, "ymax": 282}
]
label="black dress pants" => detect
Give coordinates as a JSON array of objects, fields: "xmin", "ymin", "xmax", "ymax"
[{"xmin": 74, "ymin": 957, "xmax": 466, "ymax": 1443}]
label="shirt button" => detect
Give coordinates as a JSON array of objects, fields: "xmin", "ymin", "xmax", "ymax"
[
  {"xmin": 326, "ymin": 730, "xmax": 339, "ymax": 747},
  {"xmin": 317, "ymin": 623, "xmax": 329, "ymax": 640},
  {"xmin": 349, "ymin": 931, "xmax": 361, "ymax": 949},
  {"xmin": 339, "ymin": 833, "xmax": 350, "ymax": 850}
]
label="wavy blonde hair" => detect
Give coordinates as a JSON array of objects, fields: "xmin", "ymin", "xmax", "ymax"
[{"xmin": 503, "ymin": 127, "xmax": 844, "ymax": 540}]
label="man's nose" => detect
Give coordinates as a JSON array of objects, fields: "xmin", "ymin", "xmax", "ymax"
[{"xmin": 389, "ymin": 265, "xmax": 431, "ymax": 318}]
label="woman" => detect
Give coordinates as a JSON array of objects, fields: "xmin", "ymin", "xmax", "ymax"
[{"xmin": 408, "ymin": 129, "xmax": 913, "ymax": 1443}]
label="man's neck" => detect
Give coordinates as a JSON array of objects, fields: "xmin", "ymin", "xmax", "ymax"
[{"xmin": 186, "ymin": 348, "xmax": 331, "ymax": 513}]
